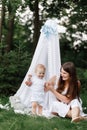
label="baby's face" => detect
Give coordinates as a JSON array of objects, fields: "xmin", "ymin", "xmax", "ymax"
[{"xmin": 36, "ymin": 68, "xmax": 45, "ymax": 79}]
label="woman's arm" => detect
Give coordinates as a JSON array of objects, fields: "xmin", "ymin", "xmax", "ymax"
[
  {"xmin": 46, "ymin": 76, "xmax": 71, "ymax": 104},
  {"xmin": 44, "ymin": 76, "xmax": 56, "ymax": 91},
  {"xmin": 50, "ymin": 86, "xmax": 71, "ymax": 104},
  {"xmin": 48, "ymin": 75, "xmax": 57, "ymax": 86}
]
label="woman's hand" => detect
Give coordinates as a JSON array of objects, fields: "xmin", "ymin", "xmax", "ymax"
[{"xmin": 44, "ymin": 82, "xmax": 53, "ymax": 92}]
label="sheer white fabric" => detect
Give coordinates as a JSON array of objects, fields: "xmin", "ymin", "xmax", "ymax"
[{"xmin": 9, "ymin": 19, "xmax": 61, "ymax": 114}]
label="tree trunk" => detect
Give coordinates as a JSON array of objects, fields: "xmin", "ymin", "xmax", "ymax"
[
  {"xmin": 6, "ymin": 13, "xmax": 15, "ymax": 52},
  {"xmin": 33, "ymin": 0, "xmax": 40, "ymax": 52},
  {"xmin": 0, "ymin": 4, "xmax": 5, "ymax": 43},
  {"xmin": 0, "ymin": 6, "xmax": 2, "ymax": 42}
]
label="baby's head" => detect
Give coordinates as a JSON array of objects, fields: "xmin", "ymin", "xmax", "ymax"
[{"xmin": 35, "ymin": 64, "xmax": 46, "ymax": 79}]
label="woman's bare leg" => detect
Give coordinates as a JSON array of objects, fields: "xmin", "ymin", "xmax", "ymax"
[
  {"xmin": 71, "ymin": 107, "xmax": 80, "ymax": 119},
  {"xmin": 66, "ymin": 107, "xmax": 86, "ymax": 122},
  {"xmin": 71, "ymin": 107, "xmax": 85, "ymax": 122},
  {"xmin": 66, "ymin": 109, "xmax": 72, "ymax": 118}
]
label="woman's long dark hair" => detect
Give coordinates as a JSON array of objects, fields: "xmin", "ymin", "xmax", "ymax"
[{"xmin": 56, "ymin": 62, "xmax": 80, "ymax": 101}]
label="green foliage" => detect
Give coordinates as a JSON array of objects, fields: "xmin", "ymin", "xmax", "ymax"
[
  {"xmin": 77, "ymin": 68, "xmax": 87, "ymax": 94},
  {"xmin": 6, "ymin": 0, "xmax": 22, "ymax": 12},
  {"xmin": 73, "ymin": 43, "xmax": 87, "ymax": 68},
  {"xmin": 13, "ymin": 22, "xmax": 33, "ymax": 52},
  {"xmin": 0, "ymin": 0, "xmax": 87, "ymax": 96},
  {"xmin": 0, "ymin": 48, "xmax": 32, "ymax": 96},
  {"xmin": 60, "ymin": 38, "xmax": 87, "ymax": 68}
]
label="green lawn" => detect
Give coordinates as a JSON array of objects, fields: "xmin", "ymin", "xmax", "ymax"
[
  {"xmin": 0, "ymin": 109, "xmax": 87, "ymax": 130},
  {"xmin": 0, "ymin": 93, "xmax": 87, "ymax": 130}
]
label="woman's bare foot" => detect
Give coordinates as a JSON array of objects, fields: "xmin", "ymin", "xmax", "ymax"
[{"xmin": 71, "ymin": 116, "xmax": 87, "ymax": 123}]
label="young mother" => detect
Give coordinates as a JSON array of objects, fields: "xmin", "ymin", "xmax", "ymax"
[{"xmin": 46, "ymin": 62, "xmax": 87, "ymax": 122}]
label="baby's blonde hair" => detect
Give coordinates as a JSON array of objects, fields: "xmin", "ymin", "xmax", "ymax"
[{"xmin": 35, "ymin": 64, "xmax": 46, "ymax": 72}]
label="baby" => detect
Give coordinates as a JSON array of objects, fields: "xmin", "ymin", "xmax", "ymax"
[{"xmin": 25, "ymin": 64, "xmax": 47, "ymax": 115}]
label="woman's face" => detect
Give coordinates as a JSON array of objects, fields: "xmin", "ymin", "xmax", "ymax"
[{"xmin": 60, "ymin": 68, "xmax": 70, "ymax": 81}]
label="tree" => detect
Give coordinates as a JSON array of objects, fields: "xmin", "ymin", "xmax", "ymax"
[
  {"xmin": 0, "ymin": 0, "xmax": 22, "ymax": 52},
  {"xmin": 0, "ymin": 0, "xmax": 6, "ymax": 43},
  {"xmin": 24, "ymin": 0, "xmax": 74, "ymax": 52},
  {"xmin": 59, "ymin": 0, "xmax": 87, "ymax": 67},
  {"xmin": 33, "ymin": 0, "xmax": 40, "ymax": 51}
]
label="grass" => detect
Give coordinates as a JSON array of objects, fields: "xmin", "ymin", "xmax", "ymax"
[
  {"xmin": 0, "ymin": 92, "xmax": 87, "ymax": 130},
  {"xmin": 0, "ymin": 109, "xmax": 87, "ymax": 130}
]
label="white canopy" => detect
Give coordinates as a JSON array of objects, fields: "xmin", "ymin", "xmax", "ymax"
[{"xmin": 9, "ymin": 19, "xmax": 61, "ymax": 114}]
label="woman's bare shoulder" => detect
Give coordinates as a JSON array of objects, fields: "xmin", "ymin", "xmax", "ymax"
[
  {"xmin": 77, "ymin": 80, "xmax": 81, "ymax": 89},
  {"xmin": 77, "ymin": 80, "xmax": 81, "ymax": 85}
]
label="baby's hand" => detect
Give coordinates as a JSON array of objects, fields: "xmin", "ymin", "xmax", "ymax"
[
  {"xmin": 28, "ymin": 74, "xmax": 32, "ymax": 80},
  {"xmin": 25, "ymin": 81, "xmax": 32, "ymax": 86},
  {"xmin": 25, "ymin": 74, "xmax": 32, "ymax": 86}
]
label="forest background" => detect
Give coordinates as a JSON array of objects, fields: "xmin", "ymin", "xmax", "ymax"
[
  {"xmin": 0, "ymin": 1, "xmax": 87, "ymax": 129},
  {"xmin": 0, "ymin": 0, "xmax": 87, "ymax": 98}
]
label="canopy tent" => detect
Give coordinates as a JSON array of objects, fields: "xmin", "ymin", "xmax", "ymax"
[{"xmin": 9, "ymin": 19, "xmax": 61, "ymax": 114}]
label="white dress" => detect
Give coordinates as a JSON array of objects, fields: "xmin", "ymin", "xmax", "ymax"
[
  {"xmin": 49, "ymin": 86, "xmax": 86, "ymax": 117},
  {"xmin": 30, "ymin": 76, "xmax": 46, "ymax": 106}
]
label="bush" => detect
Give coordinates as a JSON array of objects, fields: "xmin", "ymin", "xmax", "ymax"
[
  {"xmin": 77, "ymin": 68, "xmax": 87, "ymax": 92},
  {"xmin": 0, "ymin": 50, "xmax": 32, "ymax": 96}
]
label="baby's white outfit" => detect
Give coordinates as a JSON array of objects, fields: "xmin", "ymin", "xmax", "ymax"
[{"xmin": 30, "ymin": 75, "xmax": 46, "ymax": 106}]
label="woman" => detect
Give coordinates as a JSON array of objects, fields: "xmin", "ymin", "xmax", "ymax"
[{"xmin": 46, "ymin": 62, "xmax": 87, "ymax": 122}]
